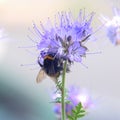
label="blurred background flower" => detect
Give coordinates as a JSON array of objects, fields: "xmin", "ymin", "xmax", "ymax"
[
  {"xmin": 53, "ymin": 86, "xmax": 93, "ymax": 120},
  {"xmin": 101, "ymin": 8, "xmax": 120, "ymax": 45}
]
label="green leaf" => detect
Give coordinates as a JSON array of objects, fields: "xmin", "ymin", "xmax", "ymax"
[
  {"xmin": 54, "ymin": 97, "xmax": 61, "ymax": 103},
  {"xmin": 68, "ymin": 115, "xmax": 74, "ymax": 120},
  {"xmin": 77, "ymin": 114, "xmax": 85, "ymax": 118},
  {"xmin": 65, "ymin": 100, "xmax": 71, "ymax": 104},
  {"xmin": 72, "ymin": 109, "xmax": 77, "ymax": 114},
  {"xmin": 80, "ymin": 109, "xmax": 86, "ymax": 113},
  {"xmin": 67, "ymin": 102, "xmax": 86, "ymax": 120}
]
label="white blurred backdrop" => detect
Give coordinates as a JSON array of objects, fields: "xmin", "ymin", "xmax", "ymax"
[{"xmin": 0, "ymin": 0, "xmax": 120, "ymax": 120}]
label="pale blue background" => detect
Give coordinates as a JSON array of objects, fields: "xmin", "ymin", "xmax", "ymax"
[{"xmin": 0, "ymin": 0, "xmax": 120, "ymax": 120}]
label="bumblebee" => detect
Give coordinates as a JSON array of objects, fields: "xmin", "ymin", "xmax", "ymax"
[{"xmin": 36, "ymin": 53, "xmax": 63, "ymax": 83}]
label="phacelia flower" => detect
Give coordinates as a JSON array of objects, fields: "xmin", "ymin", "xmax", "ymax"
[
  {"xmin": 53, "ymin": 86, "xmax": 93, "ymax": 119},
  {"xmin": 33, "ymin": 10, "xmax": 94, "ymax": 66},
  {"xmin": 101, "ymin": 8, "xmax": 120, "ymax": 45}
]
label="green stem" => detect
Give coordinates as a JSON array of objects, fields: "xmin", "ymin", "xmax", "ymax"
[{"xmin": 61, "ymin": 61, "xmax": 67, "ymax": 120}]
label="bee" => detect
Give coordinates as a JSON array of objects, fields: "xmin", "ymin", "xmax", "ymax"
[{"xmin": 36, "ymin": 53, "xmax": 63, "ymax": 83}]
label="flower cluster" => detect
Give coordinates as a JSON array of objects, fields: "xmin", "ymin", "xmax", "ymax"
[
  {"xmin": 32, "ymin": 10, "xmax": 95, "ymax": 120},
  {"xmin": 33, "ymin": 10, "xmax": 94, "ymax": 67},
  {"xmin": 53, "ymin": 86, "xmax": 93, "ymax": 119},
  {"xmin": 102, "ymin": 8, "xmax": 120, "ymax": 45}
]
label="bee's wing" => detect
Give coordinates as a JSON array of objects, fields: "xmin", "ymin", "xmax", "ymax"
[
  {"xmin": 36, "ymin": 69, "xmax": 46, "ymax": 83},
  {"xmin": 50, "ymin": 76, "xmax": 57, "ymax": 83},
  {"xmin": 50, "ymin": 72, "xmax": 60, "ymax": 84}
]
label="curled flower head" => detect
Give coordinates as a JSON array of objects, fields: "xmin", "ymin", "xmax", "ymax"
[
  {"xmin": 33, "ymin": 10, "xmax": 94, "ymax": 66},
  {"xmin": 53, "ymin": 86, "xmax": 93, "ymax": 118},
  {"xmin": 102, "ymin": 8, "xmax": 120, "ymax": 45}
]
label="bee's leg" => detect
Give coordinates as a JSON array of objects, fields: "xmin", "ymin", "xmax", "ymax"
[{"xmin": 38, "ymin": 60, "xmax": 43, "ymax": 67}]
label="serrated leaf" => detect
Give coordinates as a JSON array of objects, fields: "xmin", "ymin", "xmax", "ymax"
[
  {"xmin": 77, "ymin": 114, "xmax": 85, "ymax": 118},
  {"xmin": 78, "ymin": 103, "xmax": 82, "ymax": 108},
  {"xmin": 65, "ymin": 100, "xmax": 71, "ymax": 104},
  {"xmin": 80, "ymin": 109, "xmax": 86, "ymax": 113},
  {"xmin": 68, "ymin": 115, "xmax": 74, "ymax": 120},
  {"xmin": 77, "ymin": 112, "xmax": 86, "ymax": 116},
  {"xmin": 72, "ymin": 109, "xmax": 77, "ymax": 114},
  {"xmin": 67, "ymin": 102, "xmax": 86, "ymax": 120},
  {"xmin": 54, "ymin": 97, "xmax": 62, "ymax": 103}
]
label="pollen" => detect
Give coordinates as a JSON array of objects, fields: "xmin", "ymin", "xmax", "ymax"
[{"xmin": 44, "ymin": 55, "xmax": 54, "ymax": 60}]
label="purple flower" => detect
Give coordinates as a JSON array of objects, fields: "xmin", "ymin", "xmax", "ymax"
[
  {"xmin": 33, "ymin": 10, "xmax": 94, "ymax": 65},
  {"xmin": 101, "ymin": 8, "xmax": 120, "ymax": 45},
  {"xmin": 53, "ymin": 86, "xmax": 93, "ymax": 118}
]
